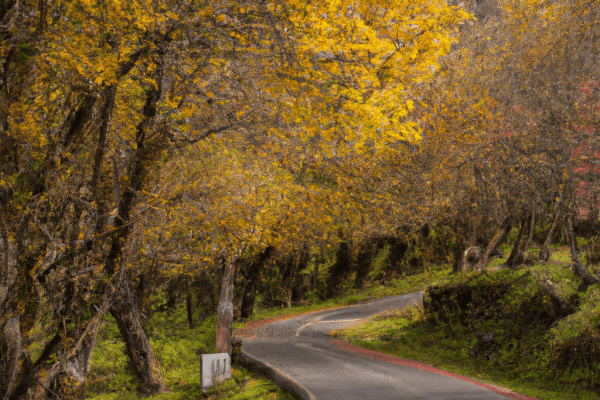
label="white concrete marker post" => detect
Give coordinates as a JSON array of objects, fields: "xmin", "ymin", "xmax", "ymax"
[{"xmin": 201, "ymin": 353, "xmax": 232, "ymax": 392}]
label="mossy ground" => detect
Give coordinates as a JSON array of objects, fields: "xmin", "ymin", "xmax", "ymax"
[{"xmin": 87, "ymin": 311, "xmax": 295, "ymax": 400}]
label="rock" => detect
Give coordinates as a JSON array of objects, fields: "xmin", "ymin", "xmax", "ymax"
[{"xmin": 469, "ymin": 331, "xmax": 495, "ymax": 359}]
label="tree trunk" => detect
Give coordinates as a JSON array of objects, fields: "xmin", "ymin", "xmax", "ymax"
[
  {"xmin": 312, "ymin": 255, "xmax": 320, "ymax": 290},
  {"xmin": 0, "ymin": 317, "xmax": 22, "ymax": 400},
  {"xmin": 567, "ymin": 215, "xmax": 598, "ymax": 291},
  {"xmin": 452, "ymin": 236, "xmax": 465, "ymax": 274},
  {"xmin": 0, "ymin": 208, "xmax": 9, "ymax": 285},
  {"xmin": 514, "ymin": 210, "xmax": 536, "ymax": 265},
  {"xmin": 540, "ymin": 209, "xmax": 561, "ymax": 263},
  {"xmin": 532, "ymin": 271, "xmax": 572, "ymax": 314},
  {"xmin": 477, "ymin": 215, "xmax": 512, "ymax": 271},
  {"xmin": 195, "ymin": 272, "xmax": 216, "ymax": 322},
  {"xmin": 355, "ymin": 242, "xmax": 375, "ymax": 288},
  {"xmin": 186, "ymin": 293, "xmax": 195, "ymax": 329},
  {"xmin": 216, "ymin": 260, "xmax": 236, "ymax": 355},
  {"xmin": 286, "ymin": 288, "xmax": 292, "ymax": 309},
  {"xmin": 590, "ymin": 191, "xmax": 596, "ymax": 233},
  {"xmin": 49, "ymin": 324, "xmax": 100, "ymax": 400},
  {"xmin": 326, "ymin": 240, "xmax": 350, "ymax": 297},
  {"xmin": 34, "ymin": 278, "xmax": 119, "ymax": 400},
  {"xmin": 386, "ymin": 238, "xmax": 408, "ymax": 276},
  {"xmin": 111, "ymin": 279, "xmax": 168, "ymax": 396},
  {"xmin": 240, "ymin": 247, "xmax": 273, "ymax": 319},
  {"xmin": 502, "ymin": 215, "xmax": 527, "ymax": 268}
]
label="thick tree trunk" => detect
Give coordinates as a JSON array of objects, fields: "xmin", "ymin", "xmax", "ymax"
[
  {"xmin": 33, "ymin": 278, "xmax": 118, "ymax": 400},
  {"xmin": 3, "ymin": 252, "xmax": 40, "ymax": 400},
  {"xmin": 513, "ymin": 210, "xmax": 536, "ymax": 265},
  {"xmin": 502, "ymin": 214, "xmax": 528, "ymax": 268},
  {"xmin": 186, "ymin": 293, "xmax": 195, "ymax": 329},
  {"xmin": 354, "ymin": 243, "xmax": 375, "ymax": 288},
  {"xmin": 50, "ymin": 325, "xmax": 100, "ymax": 400},
  {"xmin": 589, "ymin": 191, "xmax": 597, "ymax": 233},
  {"xmin": 240, "ymin": 247, "xmax": 273, "ymax": 319},
  {"xmin": 452, "ymin": 236, "xmax": 465, "ymax": 274},
  {"xmin": 312, "ymin": 254, "xmax": 320, "ymax": 291},
  {"xmin": 216, "ymin": 260, "xmax": 236, "ymax": 355},
  {"xmin": 240, "ymin": 277, "xmax": 256, "ymax": 319},
  {"xmin": 285, "ymin": 289, "xmax": 292, "ymax": 309},
  {"xmin": 477, "ymin": 215, "xmax": 512, "ymax": 271},
  {"xmin": 111, "ymin": 280, "xmax": 168, "ymax": 396},
  {"xmin": 567, "ymin": 215, "xmax": 598, "ymax": 291},
  {"xmin": 195, "ymin": 272, "xmax": 216, "ymax": 322},
  {"xmin": 540, "ymin": 209, "xmax": 561, "ymax": 263},
  {"xmin": 0, "ymin": 208, "xmax": 9, "ymax": 285},
  {"xmin": 387, "ymin": 238, "xmax": 408, "ymax": 276},
  {"xmin": 0, "ymin": 317, "xmax": 22, "ymax": 400},
  {"xmin": 326, "ymin": 240, "xmax": 350, "ymax": 297},
  {"xmin": 532, "ymin": 271, "xmax": 572, "ymax": 314}
]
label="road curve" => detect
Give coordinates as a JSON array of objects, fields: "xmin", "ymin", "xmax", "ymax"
[{"xmin": 239, "ymin": 292, "xmax": 515, "ymax": 400}]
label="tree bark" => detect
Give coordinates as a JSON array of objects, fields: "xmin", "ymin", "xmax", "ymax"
[
  {"xmin": 195, "ymin": 272, "xmax": 216, "ymax": 322},
  {"xmin": 326, "ymin": 240, "xmax": 350, "ymax": 297},
  {"xmin": 355, "ymin": 242, "xmax": 376, "ymax": 288},
  {"xmin": 240, "ymin": 247, "xmax": 273, "ymax": 319},
  {"xmin": 532, "ymin": 271, "xmax": 572, "ymax": 314},
  {"xmin": 216, "ymin": 260, "xmax": 236, "ymax": 355},
  {"xmin": 514, "ymin": 209, "xmax": 536, "ymax": 265},
  {"xmin": 540, "ymin": 209, "xmax": 561, "ymax": 263},
  {"xmin": 0, "ymin": 207, "xmax": 10, "ymax": 285},
  {"xmin": 31, "ymin": 273, "xmax": 120, "ymax": 400},
  {"xmin": 110, "ymin": 280, "xmax": 168, "ymax": 396},
  {"xmin": 501, "ymin": 213, "xmax": 528, "ymax": 268},
  {"xmin": 49, "ymin": 324, "xmax": 100, "ymax": 400},
  {"xmin": 186, "ymin": 293, "xmax": 195, "ymax": 329},
  {"xmin": 567, "ymin": 215, "xmax": 598, "ymax": 291},
  {"xmin": 0, "ymin": 317, "xmax": 22, "ymax": 400},
  {"xmin": 477, "ymin": 215, "xmax": 512, "ymax": 271},
  {"xmin": 452, "ymin": 236, "xmax": 465, "ymax": 274}
]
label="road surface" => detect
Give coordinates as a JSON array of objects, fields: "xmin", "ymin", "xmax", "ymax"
[{"xmin": 240, "ymin": 292, "xmax": 515, "ymax": 400}]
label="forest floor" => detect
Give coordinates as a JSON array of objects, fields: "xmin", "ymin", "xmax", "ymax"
[
  {"xmin": 87, "ymin": 309, "xmax": 296, "ymax": 400},
  {"xmin": 88, "ymin": 244, "xmax": 600, "ymax": 399}
]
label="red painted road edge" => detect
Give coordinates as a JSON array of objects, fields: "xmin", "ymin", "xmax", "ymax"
[{"xmin": 332, "ymin": 339, "xmax": 537, "ymax": 400}]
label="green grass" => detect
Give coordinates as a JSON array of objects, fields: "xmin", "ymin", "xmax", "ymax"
[
  {"xmin": 332, "ymin": 247, "xmax": 600, "ymax": 400},
  {"xmin": 88, "ymin": 311, "xmax": 295, "ymax": 400}
]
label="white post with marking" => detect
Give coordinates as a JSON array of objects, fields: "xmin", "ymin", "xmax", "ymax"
[{"xmin": 201, "ymin": 353, "xmax": 232, "ymax": 392}]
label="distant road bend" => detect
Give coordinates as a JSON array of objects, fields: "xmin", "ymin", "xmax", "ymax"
[{"xmin": 239, "ymin": 292, "xmax": 525, "ymax": 400}]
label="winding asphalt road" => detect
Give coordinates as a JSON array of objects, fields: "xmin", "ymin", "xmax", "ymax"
[{"xmin": 240, "ymin": 292, "xmax": 515, "ymax": 400}]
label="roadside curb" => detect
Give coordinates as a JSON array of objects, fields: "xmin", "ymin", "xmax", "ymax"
[
  {"xmin": 331, "ymin": 339, "xmax": 537, "ymax": 400},
  {"xmin": 238, "ymin": 348, "xmax": 317, "ymax": 400}
]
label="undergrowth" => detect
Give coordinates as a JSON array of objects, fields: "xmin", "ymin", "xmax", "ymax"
[{"xmin": 88, "ymin": 311, "xmax": 295, "ymax": 400}]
